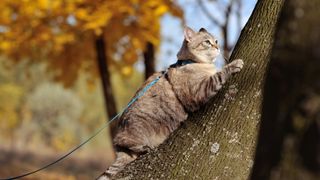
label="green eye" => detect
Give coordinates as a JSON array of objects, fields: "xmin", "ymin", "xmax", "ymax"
[{"xmin": 204, "ymin": 40, "xmax": 212, "ymax": 46}]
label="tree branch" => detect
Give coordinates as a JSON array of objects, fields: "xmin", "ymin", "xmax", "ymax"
[
  {"xmin": 197, "ymin": 0, "xmax": 223, "ymax": 27},
  {"xmin": 222, "ymin": 0, "xmax": 236, "ymax": 57},
  {"xmin": 236, "ymin": 0, "xmax": 243, "ymax": 35}
]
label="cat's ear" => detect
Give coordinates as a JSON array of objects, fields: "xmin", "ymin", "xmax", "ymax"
[
  {"xmin": 199, "ymin": 28, "xmax": 207, "ymax": 33},
  {"xmin": 184, "ymin": 26, "xmax": 196, "ymax": 42}
]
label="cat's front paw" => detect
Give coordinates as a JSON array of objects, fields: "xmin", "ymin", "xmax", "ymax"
[{"xmin": 228, "ymin": 59, "xmax": 244, "ymax": 73}]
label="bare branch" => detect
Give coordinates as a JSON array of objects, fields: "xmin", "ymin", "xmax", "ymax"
[
  {"xmin": 236, "ymin": 0, "xmax": 243, "ymax": 34},
  {"xmin": 222, "ymin": 0, "xmax": 236, "ymax": 57},
  {"xmin": 197, "ymin": 0, "xmax": 223, "ymax": 27}
]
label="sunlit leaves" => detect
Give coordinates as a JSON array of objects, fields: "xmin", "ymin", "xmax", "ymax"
[
  {"xmin": 0, "ymin": 0, "xmax": 183, "ymax": 80},
  {"xmin": 0, "ymin": 1, "xmax": 183, "ymax": 149}
]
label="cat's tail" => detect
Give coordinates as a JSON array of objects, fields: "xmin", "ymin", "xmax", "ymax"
[{"xmin": 97, "ymin": 150, "xmax": 138, "ymax": 180}]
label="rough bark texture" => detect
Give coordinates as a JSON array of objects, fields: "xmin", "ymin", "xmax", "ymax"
[
  {"xmin": 95, "ymin": 36, "xmax": 118, "ymax": 119},
  {"xmin": 143, "ymin": 42, "xmax": 156, "ymax": 80},
  {"xmin": 251, "ymin": 0, "xmax": 320, "ymax": 179},
  {"xmin": 113, "ymin": 0, "xmax": 284, "ymax": 179}
]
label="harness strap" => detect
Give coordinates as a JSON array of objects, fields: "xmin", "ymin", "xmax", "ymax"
[{"xmin": 169, "ymin": 59, "xmax": 196, "ymax": 68}]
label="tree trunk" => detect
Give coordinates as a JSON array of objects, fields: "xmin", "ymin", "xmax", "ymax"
[
  {"xmin": 113, "ymin": 0, "xmax": 284, "ymax": 179},
  {"xmin": 251, "ymin": 0, "xmax": 320, "ymax": 179},
  {"xmin": 95, "ymin": 36, "xmax": 118, "ymax": 119},
  {"xmin": 143, "ymin": 42, "xmax": 156, "ymax": 80},
  {"xmin": 222, "ymin": 24, "xmax": 230, "ymax": 58},
  {"xmin": 222, "ymin": 0, "xmax": 232, "ymax": 59}
]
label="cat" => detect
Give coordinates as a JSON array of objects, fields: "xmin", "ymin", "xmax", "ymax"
[{"xmin": 98, "ymin": 26, "xmax": 244, "ymax": 179}]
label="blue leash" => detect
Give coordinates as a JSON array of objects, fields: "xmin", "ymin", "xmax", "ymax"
[{"xmin": 0, "ymin": 71, "xmax": 167, "ymax": 180}]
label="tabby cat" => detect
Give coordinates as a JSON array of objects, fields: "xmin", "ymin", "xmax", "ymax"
[{"xmin": 98, "ymin": 26, "xmax": 244, "ymax": 179}]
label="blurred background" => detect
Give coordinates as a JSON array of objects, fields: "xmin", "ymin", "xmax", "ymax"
[{"xmin": 0, "ymin": 0, "xmax": 256, "ymax": 179}]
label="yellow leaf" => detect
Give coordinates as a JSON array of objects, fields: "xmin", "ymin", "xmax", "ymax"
[
  {"xmin": 121, "ymin": 66, "xmax": 133, "ymax": 76},
  {"xmin": 39, "ymin": 32, "xmax": 50, "ymax": 41},
  {"xmin": 38, "ymin": 0, "xmax": 49, "ymax": 10},
  {"xmin": 0, "ymin": 41, "xmax": 11, "ymax": 51},
  {"xmin": 154, "ymin": 5, "xmax": 168, "ymax": 16},
  {"xmin": 75, "ymin": 8, "xmax": 89, "ymax": 20}
]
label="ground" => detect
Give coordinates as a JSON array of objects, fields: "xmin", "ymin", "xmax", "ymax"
[{"xmin": 0, "ymin": 147, "xmax": 113, "ymax": 180}]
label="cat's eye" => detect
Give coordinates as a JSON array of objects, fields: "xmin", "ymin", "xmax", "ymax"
[
  {"xmin": 215, "ymin": 40, "xmax": 218, "ymax": 44},
  {"xmin": 204, "ymin": 40, "xmax": 212, "ymax": 46}
]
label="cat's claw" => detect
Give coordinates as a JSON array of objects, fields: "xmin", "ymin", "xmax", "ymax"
[{"xmin": 229, "ymin": 59, "xmax": 244, "ymax": 73}]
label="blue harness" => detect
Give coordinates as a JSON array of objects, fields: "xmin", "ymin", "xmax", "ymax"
[{"xmin": 170, "ymin": 59, "xmax": 195, "ymax": 68}]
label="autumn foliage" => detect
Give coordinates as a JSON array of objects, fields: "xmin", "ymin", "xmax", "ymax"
[
  {"xmin": 0, "ymin": 0, "xmax": 182, "ymax": 85},
  {"xmin": 0, "ymin": 1, "xmax": 183, "ymax": 178},
  {"xmin": 0, "ymin": 0, "xmax": 184, "ymax": 148}
]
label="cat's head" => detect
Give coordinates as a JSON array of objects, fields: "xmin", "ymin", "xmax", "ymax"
[{"xmin": 177, "ymin": 26, "xmax": 220, "ymax": 64}]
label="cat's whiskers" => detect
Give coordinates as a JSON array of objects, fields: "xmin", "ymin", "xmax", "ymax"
[{"xmin": 220, "ymin": 54, "xmax": 230, "ymax": 63}]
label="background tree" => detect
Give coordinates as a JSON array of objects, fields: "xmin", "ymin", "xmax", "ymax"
[
  {"xmin": 27, "ymin": 83, "xmax": 83, "ymax": 151},
  {"xmin": 0, "ymin": 83, "xmax": 23, "ymax": 146},
  {"xmin": 0, "ymin": 57, "xmax": 51, "ymax": 149},
  {"xmin": 143, "ymin": 42, "xmax": 156, "ymax": 80},
  {"xmin": 251, "ymin": 0, "xmax": 320, "ymax": 179},
  {"xmin": 0, "ymin": 0, "xmax": 183, "ymax": 119},
  {"xmin": 111, "ymin": 0, "xmax": 284, "ymax": 179}
]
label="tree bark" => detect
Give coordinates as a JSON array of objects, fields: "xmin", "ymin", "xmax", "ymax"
[
  {"xmin": 95, "ymin": 36, "xmax": 118, "ymax": 119},
  {"xmin": 113, "ymin": 0, "xmax": 284, "ymax": 179},
  {"xmin": 251, "ymin": 0, "xmax": 320, "ymax": 179},
  {"xmin": 143, "ymin": 42, "xmax": 156, "ymax": 80}
]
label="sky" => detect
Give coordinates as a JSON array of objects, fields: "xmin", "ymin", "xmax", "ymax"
[{"xmin": 152, "ymin": 0, "xmax": 257, "ymax": 70}]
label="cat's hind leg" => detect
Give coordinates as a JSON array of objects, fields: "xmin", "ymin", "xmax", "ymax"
[{"xmin": 97, "ymin": 151, "xmax": 138, "ymax": 180}]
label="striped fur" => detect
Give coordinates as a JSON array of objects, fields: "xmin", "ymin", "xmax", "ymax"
[{"xmin": 97, "ymin": 27, "xmax": 243, "ymax": 179}]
